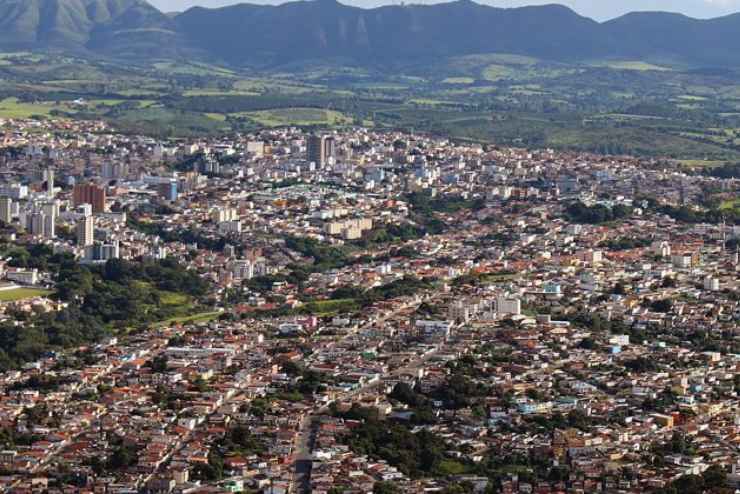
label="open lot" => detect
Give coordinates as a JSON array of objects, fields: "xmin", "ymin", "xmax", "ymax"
[{"xmin": 0, "ymin": 288, "xmax": 53, "ymax": 302}]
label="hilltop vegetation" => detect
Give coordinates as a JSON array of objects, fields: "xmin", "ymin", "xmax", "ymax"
[
  {"xmin": 0, "ymin": 245, "xmax": 210, "ymax": 370},
  {"xmin": 3, "ymin": 49, "xmax": 740, "ymax": 160},
  {"xmin": 6, "ymin": 0, "xmax": 740, "ymax": 68},
  {"xmin": 4, "ymin": 1, "xmax": 740, "ymax": 158}
]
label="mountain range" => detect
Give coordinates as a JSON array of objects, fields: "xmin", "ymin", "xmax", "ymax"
[{"xmin": 2, "ymin": 0, "xmax": 740, "ymax": 68}]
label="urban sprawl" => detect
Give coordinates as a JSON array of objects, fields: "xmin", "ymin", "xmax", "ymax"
[{"xmin": 0, "ymin": 116, "xmax": 737, "ymax": 494}]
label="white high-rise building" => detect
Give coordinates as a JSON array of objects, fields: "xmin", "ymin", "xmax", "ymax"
[
  {"xmin": 43, "ymin": 167, "xmax": 55, "ymax": 198},
  {"xmin": 0, "ymin": 196, "xmax": 12, "ymax": 224},
  {"xmin": 231, "ymin": 260, "xmax": 254, "ymax": 280},
  {"xmin": 30, "ymin": 212, "xmax": 46, "ymax": 237},
  {"xmin": 77, "ymin": 204, "xmax": 93, "ymax": 218},
  {"xmin": 41, "ymin": 201, "xmax": 57, "ymax": 239},
  {"xmin": 76, "ymin": 215, "xmax": 94, "ymax": 247}
]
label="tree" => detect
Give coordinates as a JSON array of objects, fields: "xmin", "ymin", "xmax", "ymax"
[
  {"xmin": 390, "ymin": 382, "xmax": 426, "ymax": 407},
  {"xmin": 374, "ymin": 481, "xmax": 400, "ymax": 494},
  {"xmin": 661, "ymin": 277, "xmax": 677, "ymax": 288},
  {"xmin": 150, "ymin": 355, "xmax": 168, "ymax": 373},
  {"xmin": 649, "ymin": 299, "xmax": 673, "ymax": 313},
  {"xmin": 107, "ymin": 443, "xmax": 138, "ymax": 470},
  {"xmin": 702, "ymin": 464, "xmax": 727, "ymax": 490}
]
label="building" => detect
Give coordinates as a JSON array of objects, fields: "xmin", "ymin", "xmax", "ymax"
[
  {"xmin": 43, "ymin": 166, "xmax": 55, "ymax": 198},
  {"xmin": 307, "ymin": 135, "xmax": 335, "ymax": 168},
  {"xmin": 157, "ymin": 180, "xmax": 178, "ymax": 202},
  {"xmin": 496, "ymin": 296, "xmax": 522, "ymax": 316},
  {"xmin": 0, "ymin": 196, "xmax": 12, "ymax": 224},
  {"xmin": 0, "ymin": 184, "xmax": 27, "ymax": 200},
  {"xmin": 211, "ymin": 207, "xmax": 238, "ymax": 223},
  {"xmin": 73, "ymin": 183, "xmax": 106, "ymax": 213},
  {"xmin": 703, "ymin": 276, "xmax": 720, "ymax": 291},
  {"xmin": 76, "ymin": 215, "xmax": 94, "ymax": 247},
  {"xmin": 219, "ymin": 220, "xmax": 242, "ymax": 235},
  {"xmin": 84, "ymin": 241, "xmax": 120, "ymax": 262},
  {"xmin": 40, "ymin": 202, "xmax": 58, "ymax": 239},
  {"xmin": 6, "ymin": 268, "xmax": 38, "ymax": 285},
  {"xmin": 76, "ymin": 204, "xmax": 93, "ymax": 217},
  {"xmin": 231, "ymin": 260, "xmax": 254, "ymax": 280},
  {"xmin": 102, "ymin": 162, "xmax": 129, "ymax": 180},
  {"xmin": 29, "ymin": 213, "xmax": 43, "ymax": 237},
  {"xmin": 415, "ymin": 320, "xmax": 453, "ymax": 341}
]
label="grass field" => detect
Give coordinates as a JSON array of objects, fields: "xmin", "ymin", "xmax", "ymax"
[
  {"xmin": 156, "ymin": 311, "xmax": 222, "ymax": 327},
  {"xmin": 0, "ymin": 98, "xmax": 57, "ymax": 118},
  {"xmin": 482, "ymin": 64, "xmax": 516, "ymax": 81},
  {"xmin": 591, "ymin": 60, "xmax": 672, "ymax": 71},
  {"xmin": 300, "ymin": 298, "xmax": 359, "ymax": 316},
  {"xmin": 239, "ymin": 107, "xmax": 352, "ymax": 127},
  {"xmin": 0, "ymin": 97, "xmax": 138, "ymax": 119},
  {"xmin": 159, "ymin": 290, "xmax": 189, "ymax": 306},
  {"xmin": 0, "ymin": 288, "xmax": 53, "ymax": 302},
  {"xmin": 441, "ymin": 77, "xmax": 475, "ymax": 85}
]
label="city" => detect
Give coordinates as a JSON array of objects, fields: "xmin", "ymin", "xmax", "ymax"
[{"xmin": 0, "ymin": 114, "xmax": 735, "ymax": 494}]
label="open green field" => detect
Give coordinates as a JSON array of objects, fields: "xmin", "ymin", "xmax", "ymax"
[
  {"xmin": 720, "ymin": 198, "xmax": 740, "ymax": 211},
  {"xmin": 441, "ymin": 77, "xmax": 475, "ymax": 85},
  {"xmin": 0, "ymin": 97, "xmax": 147, "ymax": 119},
  {"xmin": 590, "ymin": 60, "xmax": 672, "ymax": 71},
  {"xmin": 482, "ymin": 64, "xmax": 517, "ymax": 81},
  {"xmin": 0, "ymin": 288, "xmax": 53, "ymax": 302},
  {"xmin": 300, "ymin": 298, "xmax": 359, "ymax": 316},
  {"xmin": 0, "ymin": 98, "xmax": 58, "ymax": 118},
  {"xmin": 153, "ymin": 61, "xmax": 237, "ymax": 77},
  {"xmin": 156, "ymin": 310, "xmax": 222, "ymax": 327},
  {"xmin": 3, "ymin": 51, "xmax": 740, "ymax": 159},
  {"xmin": 183, "ymin": 89, "xmax": 260, "ymax": 97},
  {"xmin": 239, "ymin": 107, "xmax": 352, "ymax": 127},
  {"xmin": 125, "ymin": 281, "xmax": 220, "ymax": 328}
]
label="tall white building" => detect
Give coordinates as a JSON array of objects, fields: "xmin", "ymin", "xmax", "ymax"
[
  {"xmin": 30, "ymin": 212, "xmax": 47, "ymax": 237},
  {"xmin": 43, "ymin": 167, "xmax": 55, "ymax": 198},
  {"xmin": 41, "ymin": 201, "xmax": 58, "ymax": 239},
  {"xmin": 76, "ymin": 215, "xmax": 94, "ymax": 247},
  {"xmin": 231, "ymin": 260, "xmax": 254, "ymax": 280},
  {"xmin": 0, "ymin": 196, "xmax": 12, "ymax": 224}
]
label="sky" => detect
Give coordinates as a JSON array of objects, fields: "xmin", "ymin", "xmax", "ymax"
[{"xmin": 150, "ymin": 0, "xmax": 740, "ymax": 21}]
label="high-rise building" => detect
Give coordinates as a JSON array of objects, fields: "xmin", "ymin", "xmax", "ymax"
[
  {"xmin": 307, "ymin": 135, "xmax": 335, "ymax": 167},
  {"xmin": 0, "ymin": 184, "xmax": 28, "ymax": 200},
  {"xmin": 76, "ymin": 215, "xmax": 94, "ymax": 247},
  {"xmin": 43, "ymin": 166, "xmax": 55, "ymax": 198},
  {"xmin": 43, "ymin": 214, "xmax": 55, "ymax": 239},
  {"xmin": 29, "ymin": 212, "xmax": 46, "ymax": 237},
  {"xmin": 84, "ymin": 240, "xmax": 119, "ymax": 262},
  {"xmin": 42, "ymin": 201, "xmax": 59, "ymax": 219},
  {"xmin": 102, "ymin": 162, "xmax": 129, "ymax": 180},
  {"xmin": 157, "ymin": 180, "xmax": 178, "ymax": 202},
  {"xmin": 73, "ymin": 183, "xmax": 106, "ymax": 213},
  {"xmin": 0, "ymin": 196, "xmax": 12, "ymax": 224},
  {"xmin": 77, "ymin": 204, "xmax": 93, "ymax": 218}
]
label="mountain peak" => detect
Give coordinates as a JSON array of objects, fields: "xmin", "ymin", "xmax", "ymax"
[{"xmin": 1, "ymin": 0, "xmax": 740, "ymax": 68}]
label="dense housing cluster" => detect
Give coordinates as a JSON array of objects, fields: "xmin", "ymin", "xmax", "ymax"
[{"xmin": 0, "ymin": 116, "xmax": 737, "ymax": 494}]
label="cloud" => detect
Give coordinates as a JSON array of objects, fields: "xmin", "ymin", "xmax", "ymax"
[{"xmin": 149, "ymin": 0, "xmax": 740, "ymax": 20}]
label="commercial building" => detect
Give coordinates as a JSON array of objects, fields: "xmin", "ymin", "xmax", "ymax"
[{"xmin": 307, "ymin": 135, "xmax": 335, "ymax": 168}]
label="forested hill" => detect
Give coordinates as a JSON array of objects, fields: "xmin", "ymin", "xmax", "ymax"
[{"xmin": 2, "ymin": 0, "xmax": 740, "ymax": 68}]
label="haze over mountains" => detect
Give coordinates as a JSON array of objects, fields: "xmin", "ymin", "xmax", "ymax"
[
  {"xmin": 150, "ymin": 0, "xmax": 740, "ymax": 23},
  {"xmin": 2, "ymin": 0, "xmax": 740, "ymax": 68}
]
